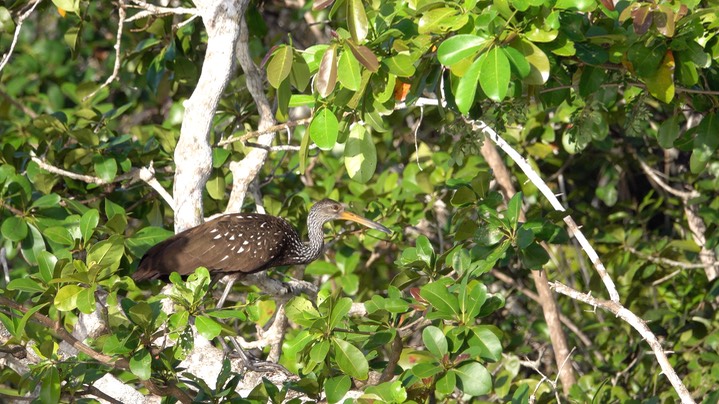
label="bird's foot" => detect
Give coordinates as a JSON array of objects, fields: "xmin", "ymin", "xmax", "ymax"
[
  {"xmin": 226, "ymin": 337, "xmax": 293, "ymax": 376},
  {"xmin": 282, "ymin": 278, "xmax": 318, "ymax": 298}
]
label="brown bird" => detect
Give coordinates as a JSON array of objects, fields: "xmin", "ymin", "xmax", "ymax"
[{"xmin": 133, "ymin": 199, "xmax": 391, "ymax": 307}]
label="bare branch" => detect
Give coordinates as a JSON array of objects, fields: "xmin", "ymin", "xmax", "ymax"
[
  {"xmin": 126, "ymin": 0, "xmax": 198, "ymax": 23},
  {"xmin": 0, "ymin": 0, "xmax": 41, "ymax": 74},
  {"xmin": 469, "ymin": 118, "xmax": 621, "ymax": 303},
  {"xmin": 550, "ymin": 282, "xmax": 695, "ymax": 404},
  {"xmin": 218, "ymin": 118, "xmax": 312, "ymax": 147},
  {"xmin": 30, "ymin": 155, "xmax": 174, "ymax": 210},
  {"xmin": 83, "ymin": 0, "xmax": 127, "ymax": 101}
]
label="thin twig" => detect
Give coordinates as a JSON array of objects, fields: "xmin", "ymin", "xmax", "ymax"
[
  {"xmin": 83, "ymin": 0, "xmax": 127, "ymax": 101},
  {"xmin": 125, "ymin": 0, "xmax": 197, "ymax": 23},
  {"xmin": 0, "ymin": 0, "xmax": 41, "ymax": 74},
  {"xmin": 550, "ymin": 282, "xmax": 695, "ymax": 404},
  {"xmin": 218, "ymin": 118, "xmax": 312, "ymax": 147},
  {"xmin": 468, "ymin": 118, "xmax": 621, "ymax": 303},
  {"xmin": 625, "ymin": 246, "xmax": 712, "ymax": 270}
]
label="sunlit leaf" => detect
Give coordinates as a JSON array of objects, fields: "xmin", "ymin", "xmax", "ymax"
[{"xmin": 309, "ymin": 107, "xmax": 339, "ymax": 150}]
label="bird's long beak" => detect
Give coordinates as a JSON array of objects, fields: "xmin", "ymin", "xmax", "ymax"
[{"xmin": 339, "ymin": 211, "xmax": 392, "ymax": 235}]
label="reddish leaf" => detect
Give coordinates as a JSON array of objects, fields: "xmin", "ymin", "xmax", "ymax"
[
  {"xmin": 632, "ymin": 6, "xmax": 652, "ymax": 35},
  {"xmin": 346, "ymin": 40, "xmax": 379, "ymax": 72},
  {"xmin": 315, "ymin": 44, "xmax": 338, "ymax": 98}
]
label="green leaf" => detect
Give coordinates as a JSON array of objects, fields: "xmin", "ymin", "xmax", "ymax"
[
  {"xmin": 418, "ymin": 7, "xmax": 468, "ymax": 35},
  {"xmin": 289, "ymin": 52, "xmax": 311, "ymax": 91},
  {"xmin": 328, "ymin": 297, "xmax": 353, "ymax": 330},
  {"xmin": 40, "ymin": 366, "xmax": 60, "ymax": 404},
  {"xmin": 267, "ymin": 45, "xmax": 293, "ymax": 89},
  {"xmin": 469, "ymin": 325, "xmax": 503, "ymax": 361},
  {"xmin": 92, "ymin": 155, "xmax": 117, "ymax": 183},
  {"xmin": 383, "ymin": 54, "xmax": 416, "ymax": 77},
  {"xmin": 310, "ymin": 107, "xmax": 339, "ymax": 150},
  {"xmin": 7, "ymin": 278, "xmax": 45, "ymax": 293},
  {"xmin": 126, "ymin": 227, "xmax": 173, "ymax": 258},
  {"xmin": 30, "ymin": 193, "xmax": 61, "ymax": 209},
  {"xmin": 325, "ymin": 375, "xmax": 351, "ymax": 403},
  {"xmin": 332, "ymin": 337, "xmax": 369, "ymax": 380},
  {"xmin": 690, "ymin": 112, "xmax": 719, "ymax": 174},
  {"xmin": 365, "ymin": 381, "xmax": 408, "ymax": 402},
  {"xmin": 196, "ymin": 316, "xmax": 223, "ymax": 340},
  {"xmin": 76, "ymin": 285, "xmax": 97, "ymax": 314},
  {"xmin": 459, "ymin": 280, "xmax": 486, "ymax": 321},
  {"xmin": 130, "ymin": 349, "xmax": 152, "ymax": 380},
  {"xmin": 506, "ymin": 191, "xmax": 522, "ymax": 231},
  {"xmin": 503, "ymin": 46, "xmax": 530, "ymax": 78},
  {"xmin": 422, "ymin": 326, "xmax": 448, "ymax": 357},
  {"xmin": 315, "ymin": 45, "xmax": 338, "ymax": 97},
  {"xmin": 455, "ymin": 362, "xmax": 492, "ymax": 396},
  {"xmin": 510, "ymin": 39, "xmax": 549, "ymax": 85},
  {"xmin": 643, "ymin": 51, "xmax": 675, "ymax": 103},
  {"xmin": 415, "ymin": 235, "xmax": 435, "ymax": 266},
  {"xmin": 54, "ymin": 284, "xmax": 83, "ymax": 311},
  {"xmin": 286, "ymin": 296, "xmax": 321, "ymax": 328},
  {"xmin": 519, "ymin": 242, "xmax": 550, "ymax": 269},
  {"xmin": 80, "ymin": 209, "xmax": 99, "ymax": 245},
  {"xmin": 420, "ymin": 280, "xmax": 459, "ymax": 319},
  {"xmin": 412, "ymin": 362, "xmax": 444, "ymax": 378},
  {"xmin": 37, "ymin": 250, "xmax": 57, "ymax": 284},
  {"xmin": 455, "ymin": 54, "xmax": 483, "ymax": 115},
  {"xmin": 87, "ymin": 235, "xmax": 124, "ymax": 273},
  {"xmin": 310, "ymin": 338, "xmax": 331, "ymax": 363},
  {"xmin": 43, "ymin": 226, "xmax": 75, "ymax": 246},
  {"xmin": 436, "ymin": 370, "xmax": 457, "ymax": 395},
  {"xmin": 479, "ymin": 47, "xmax": 510, "ymax": 102},
  {"xmin": 437, "ymin": 35, "xmax": 486, "ymax": 66},
  {"xmin": 338, "ymin": 50, "xmax": 362, "ymax": 91},
  {"xmin": 347, "ymin": 0, "xmax": 368, "ymax": 43},
  {"xmin": 21, "ymin": 223, "xmax": 45, "ymax": 266},
  {"xmin": 344, "ymin": 123, "xmax": 377, "ymax": 183},
  {"xmin": 1, "ymin": 216, "xmax": 28, "ymax": 242}
]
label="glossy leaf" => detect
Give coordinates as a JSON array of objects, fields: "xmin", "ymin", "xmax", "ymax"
[
  {"xmin": 345, "ymin": 40, "xmax": 379, "ymax": 72},
  {"xmin": 420, "ymin": 280, "xmax": 459, "ymax": 319},
  {"xmin": 437, "ymin": 35, "xmax": 486, "ymax": 66},
  {"xmin": 325, "ymin": 375, "xmax": 351, "ymax": 403},
  {"xmin": 690, "ymin": 112, "xmax": 719, "ymax": 174},
  {"xmin": 309, "ymin": 107, "xmax": 339, "ymax": 150},
  {"xmin": 338, "ymin": 50, "xmax": 361, "ymax": 91},
  {"xmin": 40, "ymin": 367, "xmax": 60, "ymax": 404},
  {"xmin": 92, "ymin": 155, "xmax": 117, "ymax": 183},
  {"xmin": 80, "ymin": 209, "xmax": 99, "ymax": 245},
  {"xmin": 455, "ymin": 362, "xmax": 492, "ymax": 396},
  {"xmin": 196, "ymin": 316, "xmax": 223, "ymax": 340},
  {"xmin": 332, "ymin": 337, "xmax": 369, "ymax": 380},
  {"xmin": 510, "ymin": 39, "xmax": 549, "ymax": 85},
  {"xmin": 289, "ymin": 52, "xmax": 311, "ymax": 91},
  {"xmin": 422, "ymin": 326, "xmax": 448, "ymax": 357},
  {"xmin": 643, "ymin": 50, "xmax": 675, "ymax": 103},
  {"xmin": 455, "ymin": 54, "xmax": 483, "ymax": 115},
  {"xmin": 479, "ymin": 47, "xmax": 510, "ymax": 102},
  {"xmin": 130, "ymin": 348, "xmax": 152, "ymax": 380},
  {"xmin": 267, "ymin": 45, "xmax": 293, "ymax": 89},
  {"xmin": 347, "ymin": 0, "xmax": 368, "ymax": 43},
  {"xmin": 383, "ymin": 54, "xmax": 416, "ymax": 77},
  {"xmin": 1, "ymin": 216, "xmax": 27, "ymax": 241},
  {"xmin": 55, "ymin": 284, "xmax": 83, "ymax": 311},
  {"xmin": 436, "ymin": 370, "xmax": 457, "ymax": 395},
  {"xmin": 418, "ymin": 7, "xmax": 468, "ymax": 35},
  {"xmin": 315, "ymin": 45, "xmax": 338, "ymax": 97},
  {"xmin": 344, "ymin": 123, "xmax": 377, "ymax": 183}
]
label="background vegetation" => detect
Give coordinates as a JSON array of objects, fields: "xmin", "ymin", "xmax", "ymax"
[{"xmin": 0, "ymin": 0, "xmax": 718, "ymax": 402}]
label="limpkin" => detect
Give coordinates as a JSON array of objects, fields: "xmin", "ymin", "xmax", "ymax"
[{"xmin": 133, "ymin": 199, "xmax": 391, "ymax": 307}]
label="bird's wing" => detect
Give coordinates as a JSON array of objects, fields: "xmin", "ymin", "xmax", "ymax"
[{"xmin": 133, "ymin": 214, "xmax": 295, "ymax": 280}]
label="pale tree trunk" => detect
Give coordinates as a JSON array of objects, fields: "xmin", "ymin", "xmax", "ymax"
[{"xmin": 173, "ymin": 0, "xmax": 246, "ymax": 232}]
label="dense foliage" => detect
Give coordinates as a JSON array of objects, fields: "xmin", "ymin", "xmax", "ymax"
[{"xmin": 1, "ymin": 0, "xmax": 718, "ymax": 402}]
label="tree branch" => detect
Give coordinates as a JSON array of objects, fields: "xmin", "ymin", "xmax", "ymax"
[
  {"xmin": 549, "ymin": 282, "xmax": 694, "ymax": 404},
  {"xmin": 83, "ymin": 0, "xmax": 126, "ymax": 101},
  {"xmin": 468, "ymin": 118, "xmax": 621, "ymax": 302},
  {"xmin": 0, "ymin": 0, "xmax": 41, "ymax": 74}
]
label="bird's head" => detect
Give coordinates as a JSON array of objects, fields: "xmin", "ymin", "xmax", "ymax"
[{"xmin": 310, "ymin": 199, "xmax": 392, "ymax": 234}]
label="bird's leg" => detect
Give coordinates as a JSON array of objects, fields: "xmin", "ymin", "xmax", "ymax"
[{"xmin": 216, "ymin": 273, "xmax": 241, "ymax": 309}]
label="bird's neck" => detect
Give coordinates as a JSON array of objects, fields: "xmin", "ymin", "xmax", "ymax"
[{"xmin": 301, "ymin": 210, "xmax": 327, "ymax": 262}]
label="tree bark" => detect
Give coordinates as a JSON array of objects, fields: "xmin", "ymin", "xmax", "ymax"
[{"xmin": 173, "ymin": 0, "xmax": 245, "ymax": 232}]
